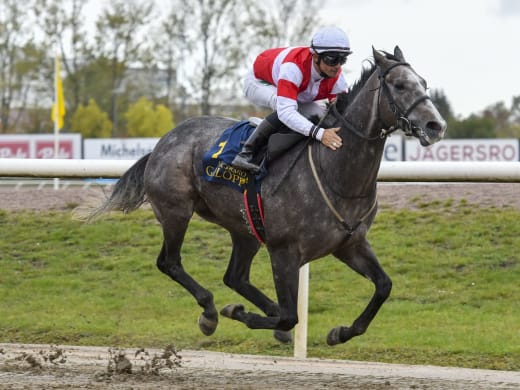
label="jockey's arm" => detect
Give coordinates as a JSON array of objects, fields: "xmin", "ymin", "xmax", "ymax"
[{"xmin": 277, "ymin": 97, "xmax": 342, "ymax": 150}]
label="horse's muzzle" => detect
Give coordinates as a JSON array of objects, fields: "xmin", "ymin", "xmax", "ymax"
[{"xmin": 416, "ymin": 120, "xmax": 447, "ymax": 146}]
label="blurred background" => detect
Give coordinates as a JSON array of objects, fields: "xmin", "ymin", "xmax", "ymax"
[{"xmin": 0, "ymin": 0, "xmax": 518, "ymax": 139}]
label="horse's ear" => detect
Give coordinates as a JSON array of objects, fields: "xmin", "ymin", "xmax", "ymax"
[
  {"xmin": 394, "ymin": 46, "xmax": 405, "ymax": 61},
  {"xmin": 372, "ymin": 46, "xmax": 386, "ymax": 65}
]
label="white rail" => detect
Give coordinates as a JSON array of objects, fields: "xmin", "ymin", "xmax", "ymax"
[
  {"xmin": 1, "ymin": 159, "xmax": 520, "ymax": 181},
  {"xmin": 379, "ymin": 161, "xmax": 520, "ymax": 182},
  {"xmin": 0, "ymin": 158, "xmax": 135, "ymax": 178}
]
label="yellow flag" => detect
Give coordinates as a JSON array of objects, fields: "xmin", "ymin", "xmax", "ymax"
[{"xmin": 51, "ymin": 56, "xmax": 66, "ymax": 130}]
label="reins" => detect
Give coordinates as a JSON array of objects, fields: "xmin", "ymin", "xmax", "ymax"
[
  {"xmin": 331, "ymin": 104, "xmax": 384, "ymax": 141},
  {"xmin": 308, "ymin": 143, "xmax": 377, "ymax": 237}
]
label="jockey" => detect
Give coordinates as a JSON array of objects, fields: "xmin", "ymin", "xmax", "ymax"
[{"xmin": 232, "ymin": 25, "xmax": 352, "ymax": 173}]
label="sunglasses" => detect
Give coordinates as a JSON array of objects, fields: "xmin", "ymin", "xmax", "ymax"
[{"xmin": 321, "ymin": 53, "xmax": 348, "ymax": 66}]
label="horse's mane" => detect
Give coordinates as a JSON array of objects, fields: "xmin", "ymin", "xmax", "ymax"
[
  {"xmin": 335, "ymin": 60, "xmax": 375, "ymax": 113},
  {"xmin": 335, "ymin": 51, "xmax": 399, "ymax": 113}
]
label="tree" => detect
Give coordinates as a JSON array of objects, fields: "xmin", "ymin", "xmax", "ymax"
[
  {"xmin": 510, "ymin": 95, "xmax": 520, "ymax": 125},
  {"xmin": 93, "ymin": 0, "xmax": 155, "ymax": 135},
  {"xmin": 253, "ymin": 0, "xmax": 321, "ymax": 48},
  {"xmin": 151, "ymin": 6, "xmax": 188, "ymax": 114},
  {"xmin": 0, "ymin": 0, "xmax": 43, "ymax": 133},
  {"xmin": 125, "ymin": 97, "xmax": 174, "ymax": 137},
  {"xmin": 446, "ymin": 115, "xmax": 496, "ymax": 138},
  {"xmin": 159, "ymin": 0, "xmax": 321, "ymax": 117},
  {"xmin": 482, "ymin": 101, "xmax": 509, "ymax": 134},
  {"xmin": 505, "ymin": 95, "xmax": 520, "ymax": 138},
  {"xmin": 70, "ymin": 99, "xmax": 112, "ymax": 138},
  {"xmin": 33, "ymin": 0, "xmax": 91, "ymax": 115},
  {"xmin": 159, "ymin": 0, "xmax": 261, "ymax": 116}
]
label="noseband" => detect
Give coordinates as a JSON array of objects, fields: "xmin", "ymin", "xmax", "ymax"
[{"xmin": 330, "ymin": 62, "xmax": 431, "ymax": 140}]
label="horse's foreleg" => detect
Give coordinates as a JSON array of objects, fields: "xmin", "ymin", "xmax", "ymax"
[
  {"xmin": 157, "ymin": 218, "xmax": 218, "ymax": 336},
  {"xmin": 328, "ymin": 240, "xmax": 392, "ymax": 345}
]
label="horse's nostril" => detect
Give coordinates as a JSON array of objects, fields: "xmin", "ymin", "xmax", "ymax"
[{"xmin": 426, "ymin": 121, "xmax": 442, "ymax": 131}]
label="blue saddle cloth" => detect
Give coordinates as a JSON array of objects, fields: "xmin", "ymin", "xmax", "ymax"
[{"xmin": 202, "ymin": 120, "xmax": 264, "ymax": 192}]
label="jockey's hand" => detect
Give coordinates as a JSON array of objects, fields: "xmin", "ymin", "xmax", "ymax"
[{"xmin": 321, "ymin": 127, "xmax": 342, "ymax": 150}]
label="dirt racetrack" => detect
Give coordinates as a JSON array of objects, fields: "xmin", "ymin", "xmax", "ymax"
[
  {"xmin": 1, "ymin": 182, "xmax": 520, "ymax": 211},
  {"xmin": 1, "ymin": 183, "xmax": 519, "ymax": 388},
  {"xmin": 1, "ymin": 343, "xmax": 519, "ymax": 389}
]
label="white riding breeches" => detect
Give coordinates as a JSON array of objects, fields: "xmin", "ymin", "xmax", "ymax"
[{"xmin": 243, "ymin": 70, "xmax": 327, "ymax": 119}]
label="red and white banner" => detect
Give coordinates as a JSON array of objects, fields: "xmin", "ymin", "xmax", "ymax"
[{"xmin": 0, "ymin": 134, "xmax": 82, "ymax": 159}]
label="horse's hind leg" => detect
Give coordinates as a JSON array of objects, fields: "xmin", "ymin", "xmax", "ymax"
[
  {"xmin": 221, "ymin": 246, "xmax": 300, "ymax": 333},
  {"xmin": 222, "ymin": 233, "xmax": 292, "ymax": 343},
  {"xmin": 157, "ymin": 217, "xmax": 218, "ymax": 336},
  {"xmin": 328, "ymin": 240, "xmax": 392, "ymax": 345}
]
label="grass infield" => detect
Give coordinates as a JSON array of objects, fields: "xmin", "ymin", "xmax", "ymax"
[{"xmin": 0, "ymin": 200, "xmax": 518, "ymax": 370}]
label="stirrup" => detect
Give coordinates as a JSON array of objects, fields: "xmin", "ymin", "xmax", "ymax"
[{"xmin": 231, "ymin": 155, "xmax": 261, "ymax": 173}]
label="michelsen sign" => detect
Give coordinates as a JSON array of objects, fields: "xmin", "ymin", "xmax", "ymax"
[{"xmin": 83, "ymin": 138, "xmax": 158, "ymax": 159}]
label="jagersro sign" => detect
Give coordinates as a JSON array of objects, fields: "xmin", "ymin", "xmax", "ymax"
[{"xmin": 405, "ymin": 138, "xmax": 519, "ymax": 161}]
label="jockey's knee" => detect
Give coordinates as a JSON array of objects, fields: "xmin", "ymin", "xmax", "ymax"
[{"xmin": 298, "ymin": 101, "xmax": 327, "ymax": 118}]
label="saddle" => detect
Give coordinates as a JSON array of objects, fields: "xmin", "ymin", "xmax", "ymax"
[
  {"xmin": 202, "ymin": 119, "xmax": 306, "ymax": 242},
  {"xmin": 202, "ymin": 119, "xmax": 305, "ymax": 190}
]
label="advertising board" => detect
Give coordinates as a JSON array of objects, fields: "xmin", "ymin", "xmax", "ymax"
[{"xmin": 0, "ymin": 134, "xmax": 82, "ymax": 159}]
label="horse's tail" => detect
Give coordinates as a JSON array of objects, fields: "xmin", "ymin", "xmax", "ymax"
[{"xmin": 74, "ymin": 153, "xmax": 150, "ymax": 222}]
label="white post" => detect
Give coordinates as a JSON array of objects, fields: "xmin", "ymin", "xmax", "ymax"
[{"xmin": 294, "ymin": 263, "xmax": 309, "ymax": 358}]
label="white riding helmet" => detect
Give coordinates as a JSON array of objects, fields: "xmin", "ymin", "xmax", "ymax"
[{"xmin": 310, "ymin": 26, "xmax": 352, "ymax": 55}]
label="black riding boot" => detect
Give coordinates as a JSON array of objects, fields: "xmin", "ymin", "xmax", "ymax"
[{"xmin": 231, "ymin": 119, "xmax": 277, "ymax": 173}]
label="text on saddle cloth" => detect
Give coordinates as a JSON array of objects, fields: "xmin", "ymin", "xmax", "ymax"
[
  {"xmin": 202, "ymin": 120, "xmax": 266, "ymax": 242},
  {"xmin": 202, "ymin": 120, "xmax": 266, "ymax": 192}
]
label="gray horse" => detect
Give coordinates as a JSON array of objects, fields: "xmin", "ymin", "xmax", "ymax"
[{"xmin": 88, "ymin": 47, "xmax": 446, "ymax": 346}]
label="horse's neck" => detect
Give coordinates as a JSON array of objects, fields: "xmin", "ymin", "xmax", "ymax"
[
  {"xmin": 322, "ymin": 73, "xmax": 386, "ymax": 196},
  {"xmin": 345, "ymin": 72, "xmax": 383, "ymax": 141}
]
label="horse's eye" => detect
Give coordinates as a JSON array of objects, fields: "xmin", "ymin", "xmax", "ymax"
[{"xmin": 394, "ymin": 82, "xmax": 406, "ymax": 91}]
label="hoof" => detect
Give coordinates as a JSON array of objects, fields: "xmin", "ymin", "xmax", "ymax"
[
  {"xmin": 273, "ymin": 330, "xmax": 292, "ymax": 344},
  {"xmin": 198, "ymin": 313, "xmax": 218, "ymax": 336},
  {"xmin": 220, "ymin": 304, "xmax": 245, "ymax": 319},
  {"xmin": 326, "ymin": 326, "xmax": 343, "ymax": 346}
]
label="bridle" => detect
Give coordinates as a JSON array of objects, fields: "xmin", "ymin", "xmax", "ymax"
[
  {"xmin": 377, "ymin": 62, "xmax": 431, "ymax": 138},
  {"xmin": 330, "ymin": 62, "xmax": 431, "ymax": 140}
]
